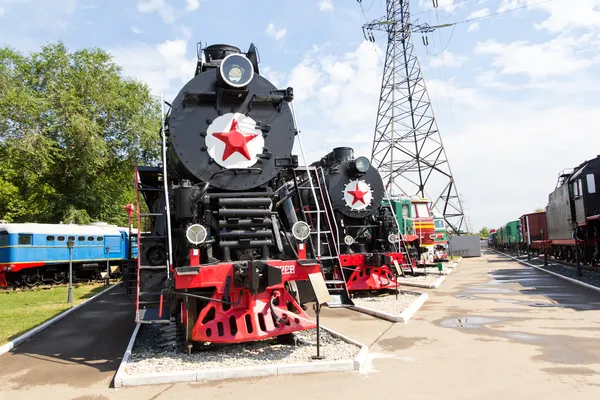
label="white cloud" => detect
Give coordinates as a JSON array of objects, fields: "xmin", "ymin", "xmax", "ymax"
[
  {"xmin": 261, "ymin": 66, "xmax": 285, "ymax": 89},
  {"xmin": 281, "ymin": 41, "xmax": 384, "ymax": 161},
  {"xmin": 110, "ymin": 39, "xmax": 196, "ymax": 100},
  {"xmin": 467, "ymin": 8, "xmax": 490, "ymax": 18},
  {"xmin": 497, "ymin": 0, "xmax": 525, "ymax": 12},
  {"xmin": 429, "ymin": 51, "xmax": 468, "ymax": 68},
  {"xmin": 137, "ymin": 0, "xmax": 174, "ymax": 24},
  {"xmin": 432, "ymin": 80, "xmax": 600, "ymax": 230},
  {"xmin": 265, "ymin": 23, "xmax": 287, "ymax": 41},
  {"xmin": 476, "ymin": 35, "xmax": 595, "ymax": 79},
  {"xmin": 186, "ymin": 0, "xmax": 199, "ymax": 11},
  {"xmin": 418, "ymin": 0, "xmax": 464, "ymax": 11},
  {"xmin": 467, "ymin": 22, "xmax": 479, "ymax": 32},
  {"xmin": 529, "ymin": 0, "xmax": 600, "ymax": 33},
  {"xmin": 497, "ymin": 0, "xmax": 600, "ymax": 33},
  {"xmin": 131, "ymin": 26, "xmax": 143, "ymax": 34},
  {"xmin": 318, "ymin": 0, "xmax": 334, "ymax": 12}
]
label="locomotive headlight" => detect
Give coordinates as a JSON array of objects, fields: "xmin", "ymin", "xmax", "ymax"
[
  {"xmin": 344, "ymin": 235, "xmax": 354, "ymax": 246},
  {"xmin": 186, "ymin": 224, "xmax": 208, "ymax": 246},
  {"xmin": 219, "ymin": 53, "xmax": 254, "ymax": 88},
  {"xmin": 292, "ymin": 221, "xmax": 311, "ymax": 241},
  {"xmin": 353, "ymin": 156, "xmax": 370, "ymax": 174},
  {"xmin": 388, "ymin": 233, "xmax": 398, "ymax": 243}
]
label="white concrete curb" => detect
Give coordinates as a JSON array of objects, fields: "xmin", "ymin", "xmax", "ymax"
[
  {"xmin": 397, "ymin": 275, "xmax": 446, "ymax": 289},
  {"xmin": 349, "ymin": 292, "xmax": 429, "ymax": 323},
  {"xmin": 113, "ymin": 322, "xmax": 141, "ymax": 387},
  {"xmin": 495, "ymin": 250, "xmax": 600, "ymax": 296},
  {"xmin": 0, "ymin": 282, "xmax": 122, "ymax": 356},
  {"xmin": 113, "ymin": 324, "xmax": 369, "ymax": 388}
]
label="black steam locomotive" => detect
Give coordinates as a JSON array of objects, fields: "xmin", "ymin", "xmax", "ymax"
[
  {"xmin": 134, "ymin": 43, "xmax": 322, "ymax": 345},
  {"xmin": 289, "ymin": 147, "xmax": 408, "ymax": 291},
  {"xmin": 546, "ymin": 155, "xmax": 600, "ymax": 264}
]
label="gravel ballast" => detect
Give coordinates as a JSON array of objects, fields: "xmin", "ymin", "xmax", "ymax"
[
  {"xmin": 124, "ymin": 325, "xmax": 360, "ymax": 375},
  {"xmin": 531, "ymin": 260, "xmax": 600, "ymax": 289},
  {"xmin": 500, "ymin": 251, "xmax": 600, "ymax": 290},
  {"xmin": 351, "ymin": 290, "xmax": 422, "ymax": 315},
  {"xmin": 397, "ymin": 272, "xmax": 444, "ymax": 285}
]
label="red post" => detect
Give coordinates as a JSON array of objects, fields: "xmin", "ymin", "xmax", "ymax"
[
  {"xmin": 297, "ymin": 243, "xmax": 306, "ymax": 260},
  {"xmin": 159, "ymin": 294, "xmax": 164, "ymax": 318},
  {"xmin": 125, "ymin": 203, "xmax": 135, "ymax": 220},
  {"xmin": 190, "ymin": 248, "xmax": 200, "ymax": 266}
]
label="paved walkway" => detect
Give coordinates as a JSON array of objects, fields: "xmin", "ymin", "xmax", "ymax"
[
  {"xmin": 3, "ymin": 251, "xmax": 600, "ymax": 399},
  {"xmin": 0, "ymin": 287, "xmax": 136, "ymax": 399}
]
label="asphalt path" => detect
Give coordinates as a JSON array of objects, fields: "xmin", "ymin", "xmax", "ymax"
[{"xmin": 0, "ymin": 286, "xmax": 135, "ymax": 391}]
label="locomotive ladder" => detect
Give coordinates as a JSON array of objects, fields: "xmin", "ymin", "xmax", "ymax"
[
  {"xmin": 292, "ymin": 165, "xmax": 354, "ymax": 307},
  {"xmin": 132, "ymin": 95, "xmax": 174, "ymax": 324}
]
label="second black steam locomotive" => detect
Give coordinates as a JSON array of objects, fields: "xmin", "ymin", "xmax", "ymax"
[{"xmin": 289, "ymin": 147, "xmax": 411, "ymax": 292}]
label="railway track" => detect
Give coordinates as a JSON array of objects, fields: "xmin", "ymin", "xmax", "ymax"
[
  {"xmin": 502, "ymin": 248, "xmax": 600, "ymax": 272},
  {"xmin": 493, "ymin": 248, "xmax": 600, "ymax": 291}
]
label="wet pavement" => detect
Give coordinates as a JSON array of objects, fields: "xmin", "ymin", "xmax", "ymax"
[{"xmin": 3, "ymin": 250, "xmax": 600, "ymax": 399}]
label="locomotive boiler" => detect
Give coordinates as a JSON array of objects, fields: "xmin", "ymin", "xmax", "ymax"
[
  {"xmin": 134, "ymin": 43, "xmax": 321, "ymax": 346},
  {"xmin": 292, "ymin": 147, "xmax": 409, "ymax": 291}
]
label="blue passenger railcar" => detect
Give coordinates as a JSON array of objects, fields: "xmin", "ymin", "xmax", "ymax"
[{"xmin": 0, "ymin": 222, "xmax": 137, "ymax": 287}]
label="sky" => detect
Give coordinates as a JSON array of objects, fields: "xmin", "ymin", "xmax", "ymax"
[{"xmin": 1, "ymin": 0, "xmax": 600, "ymax": 233}]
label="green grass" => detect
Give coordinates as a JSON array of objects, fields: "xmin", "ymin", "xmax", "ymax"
[{"xmin": 0, "ymin": 283, "xmax": 112, "ymax": 345}]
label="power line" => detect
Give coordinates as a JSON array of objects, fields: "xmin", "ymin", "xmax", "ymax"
[
  {"xmin": 362, "ymin": 0, "xmax": 562, "ymax": 35},
  {"xmin": 412, "ymin": 0, "xmax": 472, "ymax": 18},
  {"xmin": 446, "ymin": 0, "xmax": 561, "ymax": 28}
]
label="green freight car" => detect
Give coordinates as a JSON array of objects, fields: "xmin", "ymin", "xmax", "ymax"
[{"xmin": 496, "ymin": 220, "xmax": 522, "ymax": 251}]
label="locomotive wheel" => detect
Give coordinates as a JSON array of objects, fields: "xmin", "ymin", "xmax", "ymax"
[
  {"xmin": 53, "ymin": 272, "xmax": 67, "ymax": 285},
  {"xmin": 22, "ymin": 274, "xmax": 40, "ymax": 288}
]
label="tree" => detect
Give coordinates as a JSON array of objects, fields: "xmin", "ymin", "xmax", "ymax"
[
  {"xmin": 479, "ymin": 227, "xmax": 490, "ymax": 238},
  {"xmin": 535, "ymin": 207, "xmax": 545, "ymax": 212},
  {"xmin": 0, "ymin": 41, "xmax": 161, "ymax": 225}
]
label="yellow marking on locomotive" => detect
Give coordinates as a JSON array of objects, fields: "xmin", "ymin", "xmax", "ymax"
[{"xmin": 413, "ymin": 224, "xmax": 435, "ymax": 229}]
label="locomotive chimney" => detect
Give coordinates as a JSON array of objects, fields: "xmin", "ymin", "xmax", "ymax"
[
  {"xmin": 203, "ymin": 44, "xmax": 241, "ymax": 63},
  {"xmin": 332, "ymin": 147, "xmax": 354, "ymax": 163}
]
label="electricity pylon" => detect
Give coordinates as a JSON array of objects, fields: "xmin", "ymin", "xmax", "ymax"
[{"xmin": 361, "ymin": 0, "xmax": 467, "ymax": 234}]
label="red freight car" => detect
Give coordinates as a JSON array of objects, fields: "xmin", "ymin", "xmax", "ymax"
[{"xmin": 519, "ymin": 211, "xmax": 548, "ymax": 254}]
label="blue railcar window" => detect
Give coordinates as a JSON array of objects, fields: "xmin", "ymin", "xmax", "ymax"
[
  {"xmin": 78, "ymin": 236, "xmax": 85, "ymax": 241},
  {"xmin": 57, "ymin": 236, "xmax": 65, "ymax": 241},
  {"xmin": 88, "ymin": 236, "xmax": 94, "ymax": 241},
  {"xmin": 97, "ymin": 236, "xmax": 104, "ymax": 241},
  {"xmin": 0, "ymin": 233, "xmax": 7, "ymax": 246},
  {"xmin": 18, "ymin": 234, "xmax": 32, "ymax": 245},
  {"xmin": 68, "ymin": 236, "xmax": 75, "ymax": 241},
  {"xmin": 46, "ymin": 235, "xmax": 55, "ymax": 241}
]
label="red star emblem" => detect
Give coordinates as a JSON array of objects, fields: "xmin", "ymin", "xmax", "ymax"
[
  {"xmin": 212, "ymin": 118, "xmax": 258, "ymax": 161},
  {"xmin": 347, "ymin": 183, "xmax": 368, "ymax": 205}
]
